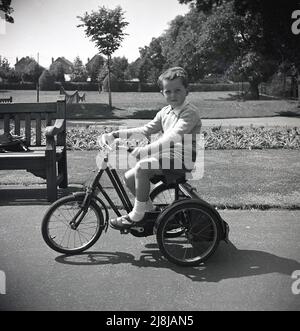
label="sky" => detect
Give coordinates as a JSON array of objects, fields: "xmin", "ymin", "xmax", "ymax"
[{"xmin": 0, "ymin": 0, "xmax": 190, "ymax": 68}]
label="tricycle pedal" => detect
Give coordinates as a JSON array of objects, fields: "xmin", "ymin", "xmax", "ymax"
[{"xmin": 120, "ymin": 229, "xmax": 130, "ymax": 235}]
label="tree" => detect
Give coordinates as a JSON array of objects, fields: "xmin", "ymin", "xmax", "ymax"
[
  {"xmin": 78, "ymin": 6, "xmax": 129, "ymax": 109},
  {"xmin": 110, "ymin": 56, "xmax": 129, "ymax": 81},
  {"xmin": 39, "ymin": 70, "xmax": 56, "ymax": 91},
  {"xmin": 125, "ymin": 60, "xmax": 140, "ymax": 81},
  {"xmin": 174, "ymin": 1, "xmax": 287, "ymax": 98},
  {"xmin": 86, "ymin": 54, "xmax": 105, "ymax": 82},
  {"xmin": 0, "ymin": 0, "xmax": 14, "ymax": 23},
  {"xmin": 161, "ymin": 12, "xmax": 207, "ymax": 82},
  {"xmin": 133, "ymin": 36, "xmax": 167, "ymax": 84},
  {"xmin": 22, "ymin": 60, "xmax": 44, "ymax": 83},
  {"xmin": 226, "ymin": 52, "xmax": 277, "ymax": 99},
  {"xmin": 102, "ymin": 72, "xmax": 119, "ymax": 92},
  {"xmin": 49, "ymin": 62, "xmax": 65, "ymax": 82},
  {"xmin": 194, "ymin": 3, "xmax": 268, "ymax": 98},
  {"xmin": 71, "ymin": 56, "xmax": 88, "ymax": 82},
  {"xmin": 0, "ymin": 56, "xmax": 11, "ymax": 79},
  {"xmin": 179, "ymin": 0, "xmax": 300, "ymax": 68}
]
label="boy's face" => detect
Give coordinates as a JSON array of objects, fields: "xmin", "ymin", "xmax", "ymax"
[{"xmin": 161, "ymin": 77, "xmax": 188, "ymax": 109}]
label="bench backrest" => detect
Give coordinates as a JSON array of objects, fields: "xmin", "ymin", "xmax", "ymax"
[{"xmin": 0, "ymin": 96, "xmax": 66, "ymax": 146}]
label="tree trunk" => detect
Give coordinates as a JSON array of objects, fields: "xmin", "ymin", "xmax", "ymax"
[
  {"xmin": 107, "ymin": 55, "xmax": 112, "ymax": 110},
  {"xmin": 283, "ymin": 72, "xmax": 286, "ymax": 98},
  {"xmin": 297, "ymin": 75, "xmax": 300, "ymax": 108},
  {"xmin": 249, "ymin": 81, "xmax": 260, "ymax": 100}
]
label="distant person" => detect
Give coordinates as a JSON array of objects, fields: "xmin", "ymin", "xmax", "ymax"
[{"xmin": 101, "ymin": 67, "xmax": 202, "ymax": 230}]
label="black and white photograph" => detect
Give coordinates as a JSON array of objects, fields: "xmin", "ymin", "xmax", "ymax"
[{"xmin": 0, "ymin": 0, "xmax": 300, "ymax": 313}]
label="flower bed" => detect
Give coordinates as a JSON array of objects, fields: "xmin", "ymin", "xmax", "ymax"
[{"xmin": 65, "ymin": 126, "xmax": 300, "ymax": 151}]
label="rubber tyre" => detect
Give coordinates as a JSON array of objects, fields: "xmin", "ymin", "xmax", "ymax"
[
  {"xmin": 156, "ymin": 199, "xmax": 222, "ymax": 267},
  {"xmin": 150, "ymin": 183, "xmax": 188, "ymax": 238},
  {"xmin": 41, "ymin": 194, "xmax": 104, "ymax": 255}
]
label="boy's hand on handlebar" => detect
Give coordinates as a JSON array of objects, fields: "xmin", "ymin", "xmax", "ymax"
[
  {"xmin": 130, "ymin": 146, "xmax": 147, "ymax": 159},
  {"xmin": 100, "ymin": 133, "xmax": 115, "ymax": 147}
]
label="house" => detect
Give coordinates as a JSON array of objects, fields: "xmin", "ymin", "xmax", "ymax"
[
  {"xmin": 52, "ymin": 57, "xmax": 73, "ymax": 75},
  {"xmin": 15, "ymin": 56, "xmax": 35, "ymax": 72},
  {"xmin": 86, "ymin": 55, "xmax": 104, "ymax": 72},
  {"xmin": 85, "ymin": 55, "xmax": 105, "ymax": 81}
]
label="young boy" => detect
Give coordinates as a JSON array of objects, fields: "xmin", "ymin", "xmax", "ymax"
[{"xmin": 101, "ymin": 67, "xmax": 201, "ymax": 230}]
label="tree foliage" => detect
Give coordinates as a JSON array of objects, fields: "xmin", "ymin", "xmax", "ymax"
[
  {"xmin": 161, "ymin": 12, "xmax": 206, "ymax": 82},
  {"xmin": 71, "ymin": 56, "xmax": 88, "ymax": 82},
  {"xmin": 0, "ymin": 56, "xmax": 20, "ymax": 82},
  {"xmin": 110, "ymin": 56, "xmax": 129, "ymax": 81},
  {"xmin": 77, "ymin": 6, "xmax": 129, "ymax": 57},
  {"xmin": 179, "ymin": 0, "xmax": 300, "ymax": 68},
  {"xmin": 0, "ymin": 0, "xmax": 14, "ymax": 23},
  {"xmin": 78, "ymin": 6, "xmax": 129, "ymax": 107},
  {"xmin": 49, "ymin": 62, "xmax": 65, "ymax": 82},
  {"xmin": 0, "ymin": 56, "xmax": 10, "ymax": 79},
  {"xmin": 22, "ymin": 60, "xmax": 44, "ymax": 83},
  {"xmin": 39, "ymin": 70, "xmax": 56, "ymax": 91},
  {"xmin": 86, "ymin": 54, "xmax": 105, "ymax": 82},
  {"xmin": 136, "ymin": 37, "xmax": 166, "ymax": 83}
]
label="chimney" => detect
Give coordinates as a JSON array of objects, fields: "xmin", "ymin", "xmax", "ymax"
[
  {"xmin": 52, "ymin": 57, "xmax": 54, "ymax": 64},
  {"xmin": 16, "ymin": 57, "xmax": 19, "ymax": 64}
]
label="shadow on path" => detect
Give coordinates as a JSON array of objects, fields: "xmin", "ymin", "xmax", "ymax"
[
  {"xmin": 276, "ymin": 110, "xmax": 300, "ymax": 117},
  {"xmin": 204, "ymin": 93, "xmax": 280, "ymax": 102},
  {"xmin": 0, "ymin": 185, "xmax": 83, "ymax": 206},
  {"xmin": 55, "ymin": 241, "xmax": 300, "ymax": 283}
]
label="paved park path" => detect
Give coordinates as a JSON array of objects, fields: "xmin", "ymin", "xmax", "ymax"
[
  {"xmin": 0, "ymin": 206, "xmax": 299, "ymax": 311},
  {"xmin": 0, "ymin": 116, "xmax": 299, "ymax": 311}
]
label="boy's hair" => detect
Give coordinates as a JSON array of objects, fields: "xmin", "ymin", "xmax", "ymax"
[{"xmin": 157, "ymin": 67, "xmax": 189, "ymax": 90}]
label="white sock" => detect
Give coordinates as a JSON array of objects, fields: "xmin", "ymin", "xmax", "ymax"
[
  {"xmin": 128, "ymin": 199, "xmax": 146, "ymax": 222},
  {"xmin": 145, "ymin": 199, "xmax": 155, "ymax": 212}
]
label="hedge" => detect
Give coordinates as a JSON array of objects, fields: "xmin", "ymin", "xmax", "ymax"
[
  {"xmin": 0, "ymin": 82, "xmax": 36, "ymax": 90},
  {"xmin": 0, "ymin": 81, "xmax": 249, "ymax": 92}
]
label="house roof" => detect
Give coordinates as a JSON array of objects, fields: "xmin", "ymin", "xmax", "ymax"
[
  {"xmin": 86, "ymin": 54, "xmax": 104, "ymax": 69},
  {"xmin": 52, "ymin": 57, "xmax": 74, "ymax": 74},
  {"xmin": 15, "ymin": 56, "xmax": 34, "ymax": 67},
  {"xmin": 54, "ymin": 57, "xmax": 73, "ymax": 67}
]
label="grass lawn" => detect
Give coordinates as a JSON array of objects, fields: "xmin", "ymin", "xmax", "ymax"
[
  {"xmin": 1, "ymin": 149, "xmax": 299, "ymax": 209},
  {"xmin": 1, "ymin": 90, "xmax": 299, "ymax": 119}
]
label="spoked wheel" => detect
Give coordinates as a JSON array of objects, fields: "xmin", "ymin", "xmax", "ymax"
[
  {"xmin": 41, "ymin": 195, "xmax": 104, "ymax": 255},
  {"xmin": 156, "ymin": 199, "xmax": 222, "ymax": 267},
  {"xmin": 150, "ymin": 183, "xmax": 187, "ymax": 209},
  {"xmin": 150, "ymin": 183, "xmax": 188, "ymax": 238}
]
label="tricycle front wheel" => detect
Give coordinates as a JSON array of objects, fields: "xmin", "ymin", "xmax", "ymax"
[{"xmin": 41, "ymin": 195, "xmax": 104, "ymax": 255}]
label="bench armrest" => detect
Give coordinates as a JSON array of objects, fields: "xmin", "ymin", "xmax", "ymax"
[{"xmin": 45, "ymin": 119, "xmax": 65, "ymax": 137}]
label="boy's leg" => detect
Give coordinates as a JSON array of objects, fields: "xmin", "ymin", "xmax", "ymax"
[
  {"xmin": 127, "ymin": 158, "xmax": 162, "ymax": 222},
  {"xmin": 124, "ymin": 168, "xmax": 136, "ymax": 196},
  {"xmin": 134, "ymin": 158, "xmax": 162, "ymax": 202},
  {"xmin": 110, "ymin": 158, "xmax": 162, "ymax": 228}
]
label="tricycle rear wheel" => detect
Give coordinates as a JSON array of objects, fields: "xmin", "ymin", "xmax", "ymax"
[{"xmin": 156, "ymin": 199, "xmax": 222, "ymax": 267}]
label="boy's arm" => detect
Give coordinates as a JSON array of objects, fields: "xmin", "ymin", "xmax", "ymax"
[
  {"xmin": 112, "ymin": 110, "xmax": 163, "ymax": 139},
  {"xmin": 136, "ymin": 108, "xmax": 200, "ymax": 155}
]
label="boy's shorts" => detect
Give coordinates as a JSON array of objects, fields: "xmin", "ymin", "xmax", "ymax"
[{"xmin": 150, "ymin": 152, "xmax": 192, "ymax": 184}]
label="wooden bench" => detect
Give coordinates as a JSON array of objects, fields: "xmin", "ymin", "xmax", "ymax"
[
  {"xmin": 0, "ymin": 97, "xmax": 13, "ymax": 103},
  {"xmin": 0, "ymin": 96, "xmax": 68, "ymax": 202}
]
